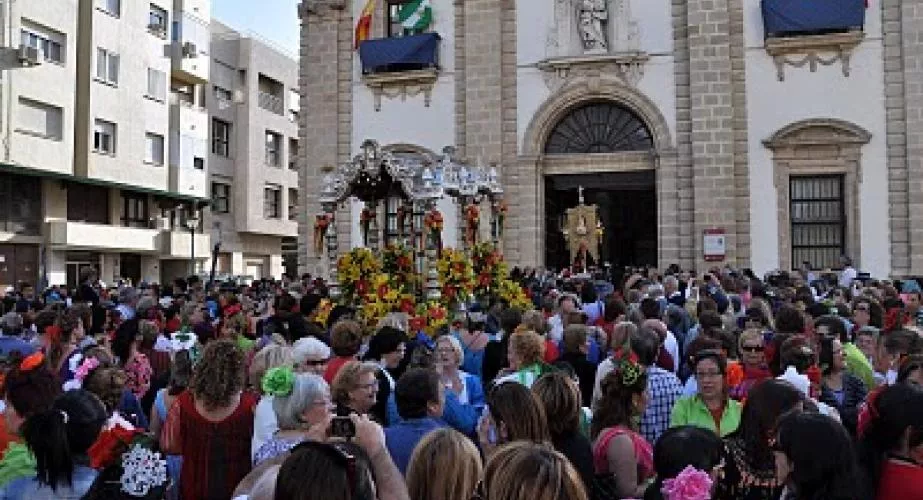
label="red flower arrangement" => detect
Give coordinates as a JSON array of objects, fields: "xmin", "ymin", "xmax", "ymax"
[
  {"xmin": 88, "ymin": 424, "xmax": 141, "ymax": 469},
  {"xmin": 726, "ymin": 361, "xmax": 745, "ymax": 388}
]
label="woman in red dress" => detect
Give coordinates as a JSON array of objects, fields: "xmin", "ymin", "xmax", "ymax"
[{"xmin": 163, "ymin": 339, "xmax": 258, "ymax": 500}]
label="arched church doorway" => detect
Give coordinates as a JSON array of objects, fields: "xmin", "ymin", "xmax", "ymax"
[{"xmin": 542, "ymin": 101, "xmax": 658, "ymax": 271}]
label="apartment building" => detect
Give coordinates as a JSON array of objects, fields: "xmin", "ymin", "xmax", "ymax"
[
  {"xmin": 207, "ymin": 22, "xmax": 299, "ymax": 280},
  {"xmin": 0, "ymin": 0, "xmax": 212, "ymax": 289}
]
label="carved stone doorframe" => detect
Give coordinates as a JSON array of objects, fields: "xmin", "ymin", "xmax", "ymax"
[{"xmin": 764, "ymin": 119, "xmax": 871, "ymax": 272}]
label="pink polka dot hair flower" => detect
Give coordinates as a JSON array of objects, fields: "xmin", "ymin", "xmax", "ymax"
[
  {"xmin": 661, "ymin": 465, "xmax": 713, "ymax": 500},
  {"xmin": 74, "ymin": 357, "xmax": 100, "ymax": 382}
]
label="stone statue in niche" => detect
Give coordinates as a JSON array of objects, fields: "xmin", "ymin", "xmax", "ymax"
[{"xmin": 576, "ymin": 0, "xmax": 608, "ymax": 53}]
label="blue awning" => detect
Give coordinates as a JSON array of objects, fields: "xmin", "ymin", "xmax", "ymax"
[
  {"xmin": 359, "ymin": 33, "xmax": 441, "ymax": 74},
  {"xmin": 762, "ymin": 0, "xmax": 865, "ymax": 37}
]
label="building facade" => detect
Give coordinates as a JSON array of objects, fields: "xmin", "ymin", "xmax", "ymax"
[
  {"xmin": 0, "ymin": 0, "xmax": 212, "ymax": 289},
  {"xmin": 298, "ymin": 0, "xmax": 923, "ymax": 279},
  {"xmin": 206, "ymin": 22, "xmax": 299, "ymax": 281}
]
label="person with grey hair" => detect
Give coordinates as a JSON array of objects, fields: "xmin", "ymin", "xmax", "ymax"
[
  {"xmin": 252, "ymin": 371, "xmax": 332, "ymax": 466},
  {"xmin": 292, "ymin": 336, "xmax": 331, "ymax": 377},
  {"xmin": 116, "ymin": 286, "xmax": 140, "ymax": 321},
  {"xmin": 0, "ymin": 311, "xmax": 34, "ymax": 358}
]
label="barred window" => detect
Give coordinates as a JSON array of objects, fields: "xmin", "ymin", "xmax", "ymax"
[{"xmin": 790, "ymin": 175, "xmax": 845, "ymax": 270}]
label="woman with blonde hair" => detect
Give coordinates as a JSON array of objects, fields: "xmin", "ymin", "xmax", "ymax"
[
  {"xmin": 494, "ymin": 330, "xmax": 552, "ymax": 388},
  {"xmin": 406, "ymin": 428, "xmax": 482, "ymax": 500},
  {"xmin": 330, "ymin": 360, "xmax": 380, "ymax": 415},
  {"xmin": 480, "ymin": 441, "xmax": 588, "ymax": 500}
]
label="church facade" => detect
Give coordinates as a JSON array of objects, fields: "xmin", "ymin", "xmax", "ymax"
[{"xmin": 297, "ymin": 0, "xmax": 923, "ymax": 278}]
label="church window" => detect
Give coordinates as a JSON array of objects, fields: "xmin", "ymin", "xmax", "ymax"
[{"xmin": 545, "ymin": 102, "xmax": 653, "ymax": 154}]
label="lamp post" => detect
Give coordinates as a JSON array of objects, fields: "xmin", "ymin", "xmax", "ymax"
[{"xmin": 185, "ymin": 211, "xmax": 200, "ymax": 278}]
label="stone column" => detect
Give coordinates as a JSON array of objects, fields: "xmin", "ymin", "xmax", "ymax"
[
  {"xmin": 687, "ymin": 0, "xmax": 740, "ymax": 271},
  {"xmin": 883, "ymin": 0, "xmax": 909, "ymax": 276},
  {"xmin": 901, "ymin": 1, "xmax": 923, "ymax": 275},
  {"xmin": 298, "ymin": 1, "xmax": 352, "ymax": 278}
]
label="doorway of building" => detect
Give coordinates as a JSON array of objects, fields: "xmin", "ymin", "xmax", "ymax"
[
  {"xmin": 120, "ymin": 254, "xmax": 142, "ymax": 285},
  {"xmin": 544, "ymin": 171, "xmax": 657, "ymax": 271}
]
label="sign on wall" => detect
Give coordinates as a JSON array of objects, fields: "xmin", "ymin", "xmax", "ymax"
[{"xmin": 703, "ymin": 228, "xmax": 726, "ymax": 262}]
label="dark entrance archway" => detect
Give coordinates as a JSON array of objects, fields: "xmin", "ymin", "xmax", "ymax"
[{"xmin": 544, "ymin": 171, "xmax": 657, "ymax": 271}]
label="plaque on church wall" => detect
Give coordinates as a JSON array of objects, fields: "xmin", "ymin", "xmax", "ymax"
[{"xmin": 703, "ymin": 229, "xmax": 726, "ymax": 262}]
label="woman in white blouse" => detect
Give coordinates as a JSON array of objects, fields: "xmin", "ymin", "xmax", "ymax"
[{"xmin": 436, "ymin": 335, "xmax": 485, "ymax": 412}]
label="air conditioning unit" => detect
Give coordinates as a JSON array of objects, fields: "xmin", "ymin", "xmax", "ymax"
[
  {"xmin": 182, "ymin": 42, "xmax": 197, "ymax": 58},
  {"xmin": 17, "ymin": 45, "xmax": 42, "ymax": 66}
]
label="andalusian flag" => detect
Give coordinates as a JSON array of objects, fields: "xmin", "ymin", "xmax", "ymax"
[
  {"xmin": 398, "ymin": 0, "xmax": 432, "ymax": 32},
  {"xmin": 355, "ymin": 0, "xmax": 376, "ymax": 49}
]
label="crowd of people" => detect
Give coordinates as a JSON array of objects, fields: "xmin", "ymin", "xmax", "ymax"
[{"xmin": 0, "ymin": 262, "xmax": 922, "ymax": 500}]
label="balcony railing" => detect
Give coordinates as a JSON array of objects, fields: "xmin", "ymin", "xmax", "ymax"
[
  {"xmin": 762, "ymin": 0, "xmax": 865, "ymax": 38},
  {"xmin": 258, "ymin": 91, "xmax": 284, "ymax": 115}
]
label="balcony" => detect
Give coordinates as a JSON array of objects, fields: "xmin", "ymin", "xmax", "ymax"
[
  {"xmin": 762, "ymin": 0, "xmax": 865, "ymax": 38},
  {"xmin": 258, "ymin": 91, "xmax": 284, "ymax": 116},
  {"xmin": 48, "ymin": 221, "xmax": 160, "ymax": 253},
  {"xmin": 159, "ymin": 231, "xmax": 211, "ymax": 259},
  {"xmin": 358, "ymin": 33, "xmax": 441, "ymax": 112}
]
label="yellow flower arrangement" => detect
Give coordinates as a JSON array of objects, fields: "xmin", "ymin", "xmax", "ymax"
[
  {"xmin": 413, "ymin": 301, "xmax": 449, "ymax": 337},
  {"xmin": 314, "ymin": 298, "xmax": 333, "ymax": 327},
  {"xmin": 337, "ymin": 247, "xmax": 382, "ymax": 305},
  {"xmin": 436, "ymin": 248, "xmax": 475, "ymax": 307},
  {"xmin": 358, "ymin": 273, "xmax": 417, "ymax": 328},
  {"xmin": 497, "ymin": 279, "xmax": 533, "ymax": 311},
  {"xmin": 471, "ymin": 243, "xmax": 508, "ymax": 301}
]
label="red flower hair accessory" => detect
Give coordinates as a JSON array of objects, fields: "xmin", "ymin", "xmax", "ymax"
[
  {"xmin": 223, "ymin": 303, "xmax": 242, "ymax": 317},
  {"xmin": 45, "ymin": 325, "xmax": 62, "ymax": 343},
  {"xmin": 20, "ymin": 351, "xmax": 44, "ymax": 371}
]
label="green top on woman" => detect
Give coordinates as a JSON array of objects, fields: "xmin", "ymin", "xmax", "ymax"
[{"xmin": 670, "ymin": 395, "xmax": 742, "ymax": 437}]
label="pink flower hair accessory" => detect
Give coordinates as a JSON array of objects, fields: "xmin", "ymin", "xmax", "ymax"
[
  {"xmin": 75, "ymin": 357, "xmax": 100, "ymax": 381},
  {"xmin": 660, "ymin": 465, "xmax": 713, "ymax": 500}
]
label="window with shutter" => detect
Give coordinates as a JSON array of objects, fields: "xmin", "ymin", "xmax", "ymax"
[{"xmin": 17, "ymin": 98, "xmax": 62, "ymax": 140}]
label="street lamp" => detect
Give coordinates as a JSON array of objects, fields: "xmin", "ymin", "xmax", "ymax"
[{"xmin": 185, "ymin": 210, "xmax": 200, "ymax": 277}]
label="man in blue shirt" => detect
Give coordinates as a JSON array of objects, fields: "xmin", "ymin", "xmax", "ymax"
[
  {"xmin": 384, "ymin": 368, "xmax": 445, "ymax": 474},
  {"xmin": 0, "ymin": 312, "xmax": 35, "ymax": 359}
]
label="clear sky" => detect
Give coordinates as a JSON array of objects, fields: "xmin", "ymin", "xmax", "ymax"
[{"xmin": 212, "ymin": 0, "xmax": 301, "ymax": 57}]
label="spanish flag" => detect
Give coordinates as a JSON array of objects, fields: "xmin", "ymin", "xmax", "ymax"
[{"xmin": 355, "ymin": 0, "xmax": 375, "ymax": 49}]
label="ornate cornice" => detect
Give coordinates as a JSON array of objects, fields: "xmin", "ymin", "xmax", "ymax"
[
  {"xmin": 764, "ymin": 31, "xmax": 864, "ymax": 82},
  {"xmin": 536, "ymin": 52, "xmax": 650, "ymax": 91},
  {"xmin": 362, "ymin": 69, "xmax": 440, "ymax": 112}
]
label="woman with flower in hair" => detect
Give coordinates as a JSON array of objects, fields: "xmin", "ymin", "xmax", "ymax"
[
  {"xmin": 252, "ymin": 367, "xmax": 332, "ymax": 466},
  {"xmin": 670, "ymin": 350, "xmax": 742, "ymax": 437},
  {"xmin": 0, "ymin": 389, "xmax": 108, "ymax": 499},
  {"xmin": 644, "ymin": 425, "xmax": 724, "ymax": 500},
  {"xmin": 111, "ymin": 319, "xmax": 153, "ymax": 400},
  {"xmin": 221, "ymin": 300, "xmax": 255, "ymax": 352},
  {"xmin": 0, "ymin": 352, "xmax": 61, "ymax": 487},
  {"xmin": 591, "ymin": 353, "xmax": 653, "ymax": 499}
]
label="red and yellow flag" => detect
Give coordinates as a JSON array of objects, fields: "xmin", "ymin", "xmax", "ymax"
[{"xmin": 355, "ymin": 0, "xmax": 376, "ymax": 49}]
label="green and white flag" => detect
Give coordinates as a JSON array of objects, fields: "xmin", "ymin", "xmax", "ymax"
[{"xmin": 398, "ymin": 0, "xmax": 432, "ymax": 32}]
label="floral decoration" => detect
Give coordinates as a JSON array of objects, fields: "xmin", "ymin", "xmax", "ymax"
[
  {"xmin": 64, "ymin": 356, "xmax": 101, "ymax": 392},
  {"xmin": 471, "ymin": 243, "xmax": 508, "ymax": 301},
  {"xmin": 414, "ymin": 301, "xmax": 449, "ymax": 337},
  {"xmin": 262, "ymin": 366, "xmax": 296, "ymax": 397},
  {"xmin": 464, "ymin": 204, "xmax": 481, "ymax": 245},
  {"xmin": 382, "ymin": 244, "xmax": 417, "ymax": 289},
  {"xmin": 436, "ymin": 248, "xmax": 475, "ymax": 307},
  {"xmin": 497, "ymin": 279, "xmax": 533, "ymax": 311},
  {"xmin": 120, "ymin": 443, "xmax": 169, "ymax": 497},
  {"xmin": 725, "ymin": 361, "xmax": 744, "ymax": 389},
  {"xmin": 20, "ymin": 352, "xmax": 44, "ymax": 372},
  {"xmin": 314, "ymin": 298, "xmax": 333, "ymax": 327},
  {"xmin": 89, "ymin": 423, "xmax": 142, "ymax": 469},
  {"xmin": 337, "ymin": 247, "xmax": 382, "ymax": 305},
  {"xmin": 660, "ymin": 465, "xmax": 713, "ymax": 500}
]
